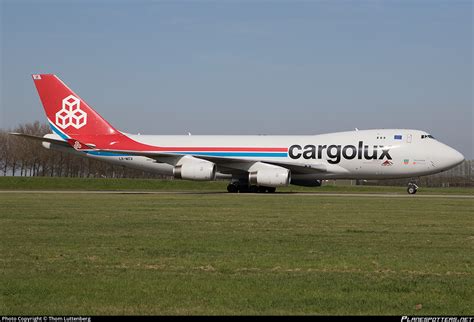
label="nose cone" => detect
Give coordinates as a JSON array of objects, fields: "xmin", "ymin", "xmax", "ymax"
[
  {"xmin": 438, "ymin": 145, "xmax": 465, "ymax": 170},
  {"xmin": 450, "ymin": 148, "xmax": 465, "ymax": 166}
]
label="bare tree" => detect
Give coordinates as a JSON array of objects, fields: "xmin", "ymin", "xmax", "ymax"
[{"xmin": 0, "ymin": 130, "xmax": 9, "ymax": 175}]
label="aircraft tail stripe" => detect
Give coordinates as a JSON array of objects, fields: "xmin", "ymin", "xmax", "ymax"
[{"xmin": 48, "ymin": 119, "xmax": 69, "ymax": 140}]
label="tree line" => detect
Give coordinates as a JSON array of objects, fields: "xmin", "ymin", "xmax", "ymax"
[{"xmin": 0, "ymin": 121, "xmax": 163, "ymax": 179}]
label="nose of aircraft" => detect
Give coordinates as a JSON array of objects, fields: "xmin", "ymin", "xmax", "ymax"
[
  {"xmin": 437, "ymin": 144, "xmax": 465, "ymax": 170},
  {"xmin": 451, "ymin": 148, "xmax": 465, "ymax": 166}
]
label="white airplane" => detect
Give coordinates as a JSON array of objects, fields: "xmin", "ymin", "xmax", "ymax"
[{"xmin": 11, "ymin": 74, "xmax": 465, "ymax": 194}]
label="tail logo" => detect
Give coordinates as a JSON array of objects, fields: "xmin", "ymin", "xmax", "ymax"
[
  {"xmin": 55, "ymin": 95, "xmax": 87, "ymax": 129},
  {"xmin": 73, "ymin": 140, "xmax": 82, "ymax": 150}
]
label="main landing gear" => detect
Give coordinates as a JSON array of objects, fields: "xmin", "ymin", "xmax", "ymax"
[
  {"xmin": 227, "ymin": 182, "xmax": 276, "ymax": 193},
  {"xmin": 407, "ymin": 183, "xmax": 418, "ymax": 195}
]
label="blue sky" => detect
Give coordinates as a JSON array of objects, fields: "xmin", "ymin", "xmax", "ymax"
[{"xmin": 1, "ymin": 0, "xmax": 472, "ymax": 157}]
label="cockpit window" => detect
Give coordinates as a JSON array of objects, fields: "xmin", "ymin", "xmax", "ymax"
[{"xmin": 421, "ymin": 134, "xmax": 435, "ymax": 139}]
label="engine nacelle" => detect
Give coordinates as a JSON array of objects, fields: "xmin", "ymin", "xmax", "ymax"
[
  {"xmin": 174, "ymin": 158, "xmax": 216, "ymax": 181},
  {"xmin": 248, "ymin": 165, "xmax": 290, "ymax": 187}
]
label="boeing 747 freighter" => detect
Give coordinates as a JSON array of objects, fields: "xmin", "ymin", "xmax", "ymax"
[{"xmin": 11, "ymin": 75, "xmax": 465, "ymax": 194}]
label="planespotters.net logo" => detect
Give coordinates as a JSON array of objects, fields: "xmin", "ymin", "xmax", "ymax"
[
  {"xmin": 402, "ymin": 317, "xmax": 473, "ymax": 322},
  {"xmin": 55, "ymin": 95, "xmax": 87, "ymax": 129}
]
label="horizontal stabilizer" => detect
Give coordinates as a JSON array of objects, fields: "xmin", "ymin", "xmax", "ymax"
[{"xmin": 9, "ymin": 132, "xmax": 71, "ymax": 147}]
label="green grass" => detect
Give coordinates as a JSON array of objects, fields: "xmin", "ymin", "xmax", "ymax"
[
  {"xmin": 0, "ymin": 176, "xmax": 225, "ymax": 191},
  {"xmin": 1, "ymin": 192, "xmax": 472, "ymax": 315},
  {"xmin": 0, "ymin": 176, "xmax": 472, "ymax": 194}
]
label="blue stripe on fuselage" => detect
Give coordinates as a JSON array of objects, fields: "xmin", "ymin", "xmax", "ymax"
[
  {"xmin": 86, "ymin": 151, "xmax": 130, "ymax": 157},
  {"xmin": 179, "ymin": 152, "xmax": 288, "ymax": 157},
  {"xmin": 86, "ymin": 151, "xmax": 288, "ymax": 158}
]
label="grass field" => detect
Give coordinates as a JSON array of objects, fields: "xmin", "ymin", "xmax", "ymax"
[
  {"xmin": 0, "ymin": 178, "xmax": 473, "ymax": 315},
  {"xmin": 0, "ymin": 176, "xmax": 472, "ymax": 194}
]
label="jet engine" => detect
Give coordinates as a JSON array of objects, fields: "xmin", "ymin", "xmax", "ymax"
[
  {"xmin": 174, "ymin": 158, "xmax": 216, "ymax": 181},
  {"xmin": 248, "ymin": 164, "xmax": 290, "ymax": 187}
]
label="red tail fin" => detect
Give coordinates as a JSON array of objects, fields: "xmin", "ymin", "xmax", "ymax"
[{"xmin": 32, "ymin": 74, "xmax": 119, "ymax": 141}]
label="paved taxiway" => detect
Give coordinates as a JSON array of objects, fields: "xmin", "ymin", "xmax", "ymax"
[{"xmin": 0, "ymin": 190, "xmax": 472, "ymax": 198}]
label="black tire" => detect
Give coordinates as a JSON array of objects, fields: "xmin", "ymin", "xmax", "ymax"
[
  {"xmin": 249, "ymin": 185, "xmax": 259, "ymax": 193},
  {"xmin": 407, "ymin": 186, "xmax": 417, "ymax": 194},
  {"xmin": 267, "ymin": 187, "xmax": 276, "ymax": 193},
  {"xmin": 227, "ymin": 184, "xmax": 238, "ymax": 193},
  {"xmin": 238, "ymin": 185, "xmax": 249, "ymax": 193}
]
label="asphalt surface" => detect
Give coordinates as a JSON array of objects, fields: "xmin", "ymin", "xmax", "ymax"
[{"xmin": 0, "ymin": 190, "xmax": 472, "ymax": 198}]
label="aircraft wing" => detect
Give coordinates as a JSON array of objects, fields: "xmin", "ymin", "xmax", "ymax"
[
  {"xmin": 194, "ymin": 155, "xmax": 327, "ymax": 174},
  {"xmin": 9, "ymin": 132, "xmax": 71, "ymax": 147},
  {"xmin": 89, "ymin": 149, "xmax": 327, "ymax": 175}
]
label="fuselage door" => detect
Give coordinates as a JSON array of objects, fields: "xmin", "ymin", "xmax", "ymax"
[{"xmin": 406, "ymin": 134, "xmax": 412, "ymax": 143}]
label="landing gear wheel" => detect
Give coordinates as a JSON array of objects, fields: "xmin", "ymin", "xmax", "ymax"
[
  {"xmin": 249, "ymin": 185, "xmax": 259, "ymax": 193},
  {"xmin": 267, "ymin": 187, "xmax": 276, "ymax": 193},
  {"xmin": 227, "ymin": 183, "xmax": 238, "ymax": 193},
  {"xmin": 407, "ymin": 183, "xmax": 418, "ymax": 195},
  {"xmin": 238, "ymin": 185, "xmax": 249, "ymax": 193}
]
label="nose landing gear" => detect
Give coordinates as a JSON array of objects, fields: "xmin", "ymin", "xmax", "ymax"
[{"xmin": 407, "ymin": 183, "xmax": 418, "ymax": 195}]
